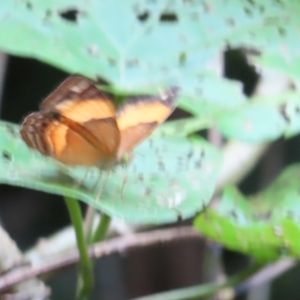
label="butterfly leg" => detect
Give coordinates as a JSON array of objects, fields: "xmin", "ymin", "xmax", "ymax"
[
  {"xmin": 91, "ymin": 170, "xmax": 103, "ymax": 193},
  {"xmin": 57, "ymin": 164, "xmax": 90, "ymax": 190},
  {"xmin": 73, "ymin": 168, "xmax": 91, "ymax": 190},
  {"xmin": 95, "ymin": 169, "xmax": 111, "ymax": 201},
  {"xmin": 84, "ymin": 170, "xmax": 109, "ymax": 242},
  {"xmin": 120, "ymin": 169, "xmax": 128, "ymax": 199}
]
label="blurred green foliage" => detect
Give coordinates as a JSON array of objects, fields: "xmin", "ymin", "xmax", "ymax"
[{"xmin": 0, "ymin": 0, "xmax": 300, "ymax": 256}]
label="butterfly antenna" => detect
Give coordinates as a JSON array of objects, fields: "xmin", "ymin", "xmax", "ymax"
[
  {"xmin": 120, "ymin": 170, "xmax": 128, "ymax": 199},
  {"xmin": 91, "ymin": 169, "xmax": 103, "ymax": 192}
]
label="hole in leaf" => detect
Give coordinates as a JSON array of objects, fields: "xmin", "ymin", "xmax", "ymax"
[
  {"xmin": 26, "ymin": 1, "xmax": 33, "ymax": 9},
  {"xmin": 190, "ymin": 12, "xmax": 199, "ymax": 21},
  {"xmin": 179, "ymin": 52, "xmax": 186, "ymax": 65},
  {"xmin": 59, "ymin": 8, "xmax": 79, "ymax": 23},
  {"xmin": 143, "ymin": 187, "xmax": 152, "ymax": 197},
  {"xmin": 229, "ymin": 209, "xmax": 238, "ymax": 219},
  {"xmin": 224, "ymin": 48, "xmax": 260, "ymax": 96},
  {"xmin": 253, "ymin": 211, "xmax": 272, "ymax": 221},
  {"xmin": 126, "ymin": 59, "xmax": 139, "ymax": 68},
  {"xmin": 194, "ymin": 160, "xmax": 201, "ymax": 168},
  {"xmin": 137, "ymin": 10, "xmax": 150, "ymax": 22},
  {"xmin": 158, "ymin": 160, "xmax": 165, "ymax": 171},
  {"xmin": 226, "ymin": 18, "xmax": 235, "ymax": 26},
  {"xmin": 286, "ymin": 210, "xmax": 294, "ymax": 218},
  {"xmin": 2, "ymin": 150, "xmax": 12, "ymax": 161},
  {"xmin": 160, "ymin": 13, "xmax": 178, "ymax": 22},
  {"xmin": 107, "ymin": 57, "xmax": 116, "ymax": 66},
  {"xmin": 95, "ymin": 75, "xmax": 110, "ymax": 86},
  {"xmin": 45, "ymin": 9, "xmax": 52, "ymax": 18},
  {"xmin": 278, "ymin": 104, "xmax": 291, "ymax": 123},
  {"xmin": 87, "ymin": 44, "xmax": 99, "ymax": 57},
  {"xmin": 244, "ymin": 6, "xmax": 252, "ymax": 16},
  {"xmin": 148, "ymin": 139, "xmax": 153, "ymax": 148},
  {"xmin": 278, "ymin": 26, "xmax": 286, "ymax": 36},
  {"xmin": 258, "ymin": 4, "xmax": 265, "ymax": 13},
  {"xmin": 175, "ymin": 210, "xmax": 183, "ymax": 222},
  {"xmin": 6, "ymin": 124, "xmax": 17, "ymax": 137},
  {"xmin": 187, "ymin": 148, "xmax": 194, "ymax": 159},
  {"xmin": 42, "ymin": 9, "xmax": 53, "ymax": 25},
  {"xmin": 277, "ymin": 247, "xmax": 289, "ymax": 256},
  {"xmin": 200, "ymin": 2, "xmax": 211, "ymax": 13}
]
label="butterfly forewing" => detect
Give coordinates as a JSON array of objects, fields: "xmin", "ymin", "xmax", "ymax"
[
  {"xmin": 116, "ymin": 87, "xmax": 179, "ymax": 157},
  {"xmin": 40, "ymin": 75, "xmax": 111, "ymax": 111}
]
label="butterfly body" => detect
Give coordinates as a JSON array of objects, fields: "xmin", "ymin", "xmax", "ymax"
[{"xmin": 20, "ymin": 75, "xmax": 178, "ymax": 169}]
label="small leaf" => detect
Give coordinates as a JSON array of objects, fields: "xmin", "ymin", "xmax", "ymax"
[{"xmin": 194, "ymin": 165, "xmax": 300, "ymax": 261}]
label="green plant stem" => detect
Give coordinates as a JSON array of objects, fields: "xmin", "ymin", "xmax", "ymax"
[
  {"xmin": 64, "ymin": 196, "xmax": 94, "ymax": 300},
  {"xmin": 84, "ymin": 206, "xmax": 97, "ymax": 244},
  {"xmin": 92, "ymin": 213, "xmax": 111, "ymax": 243},
  {"xmin": 131, "ymin": 262, "xmax": 263, "ymax": 300}
]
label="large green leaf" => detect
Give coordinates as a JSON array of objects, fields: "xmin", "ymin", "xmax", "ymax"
[
  {"xmin": 0, "ymin": 121, "xmax": 221, "ymax": 224},
  {"xmin": 2, "ymin": 0, "xmax": 298, "ymax": 114},
  {"xmin": 194, "ymin": 164, "xmax": 300, "ymax": 261},
  {"xmin": 1, "ymin": 0, "xmax": 300, "ymax": 217}
]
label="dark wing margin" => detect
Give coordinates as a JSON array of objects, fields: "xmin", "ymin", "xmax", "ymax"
[
  {"xmin": 118, "ymin": 86, "xmax": 179, "ymax": 112},
  {"xmin": 40, "ymin": 75, "xmax": 110, "ymax": 111},
  {"xmin": 20, "ymin": 112, "xmax": 54, "ymax": 156}
]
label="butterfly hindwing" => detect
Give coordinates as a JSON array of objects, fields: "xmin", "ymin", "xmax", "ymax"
[{"xmin": 20, "ymin": 111, "xmax": 118, "ymax": 166}]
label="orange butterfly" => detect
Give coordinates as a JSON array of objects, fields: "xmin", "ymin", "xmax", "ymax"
[{"xmin": 20, "ymin": 75, "xmax": 178, "ymax": 169}]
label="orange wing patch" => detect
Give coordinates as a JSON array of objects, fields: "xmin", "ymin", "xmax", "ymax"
[
  {"xmin": 45, "ymin": 116, "xmax": 104, "ymax": 166},
  {"xmin": 20, "ymin": 75, "xmax": 179, "ymax": 168}
]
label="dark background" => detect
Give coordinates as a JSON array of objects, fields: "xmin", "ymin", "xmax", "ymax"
[{"xmin": 0, "ymin": 51, "xmax": 300, "ymax": 300}]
